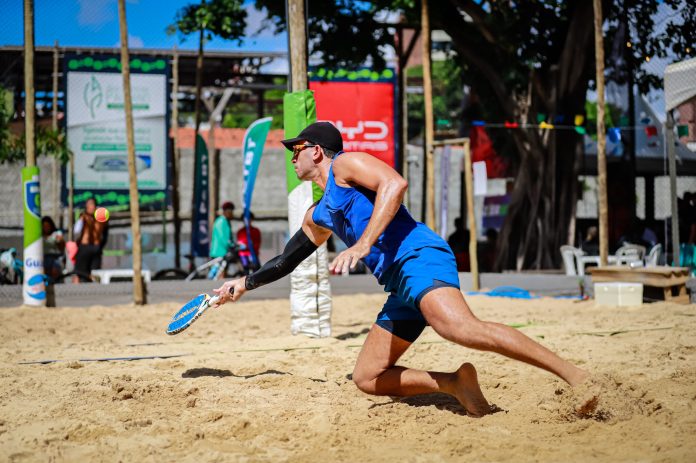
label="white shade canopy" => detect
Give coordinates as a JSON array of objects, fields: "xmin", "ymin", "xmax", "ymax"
[{"xmin": 665, "ymin": 57, "xmax": 696, "ymax": 111}]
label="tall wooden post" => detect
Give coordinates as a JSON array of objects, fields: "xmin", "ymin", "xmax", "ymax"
[
  {"xmin": 189, "ymin": 22, "xmax": 205, "ymax": 271},
  {"xmin": 593, "ymin": 0, "xmax": 609, "ymax": 266},
  {"xmin": 287, "ymin": 0, "xmax": 308, "ymax": 91},
  {"xmin": 118, "ymin": 0, "xmax": 146, "ymax": 304},
  {"xmin": 51, "ymin": 41, "xmax": 60, "ymax": 222},
  {"xmin": 24, "ymin": 0, "xmax": 36, "ymax": 168},
  {"xmin": 464, "ymin": 140, "xmax": 479, "ymax": 290},
  {"xmin": 421, "ymin": 0, "xmax": 435, "ymax": 230},
  {"xmin": 397, "ymin": 28, "xmax": 409, "ymax": 207},
  {"xmin": 23, "ymin": 0, "xmax": 47, "ymax": 306},
  {"xmin": 207, "ymin": 112, "xmax": 217, "ymax": 233},
  {"xmin": 171, "ymin": 46, "xmax": 181, "ymax": 268},
  {"xmin": 666, "ymin": 111, "xmax": 680, "ymax": 265}
]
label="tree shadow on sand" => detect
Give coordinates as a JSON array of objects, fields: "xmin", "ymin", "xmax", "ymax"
[{"xmin": 182, "ymin": 368, "xmax": 290, "ymax": 379}]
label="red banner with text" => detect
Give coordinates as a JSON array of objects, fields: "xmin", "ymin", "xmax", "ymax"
[{"xmin": 309, "ymin": 80, "xmax": 395, "ymax": 167}]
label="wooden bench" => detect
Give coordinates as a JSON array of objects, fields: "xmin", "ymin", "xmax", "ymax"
[
  {"xmin": 588, "ymin": 265, "xmax": 690, "ymax": 304},
  {"xmin": 91, "ymin": 269, "xmax": 152, "ymax": 285}
]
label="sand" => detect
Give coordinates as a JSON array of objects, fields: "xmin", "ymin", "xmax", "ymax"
[{"xmin": 1, "ymin": 293, "xmax": 695, "ymax": 462}]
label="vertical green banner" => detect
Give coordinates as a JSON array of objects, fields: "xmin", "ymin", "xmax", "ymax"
[
  {"xmin": 283, "ymin": 90, "xmax": 323, "ymax": 202},
  {"xmin": 22, "ymin": 166, "xmax": 46, "ymax": 306},
  {"xmin": 283, "ymin": 90, "xmax": 332, "ymax": 337},
  {"xmin": 242, "ymin": 116, "xmax": 273, "ymax": 266}
]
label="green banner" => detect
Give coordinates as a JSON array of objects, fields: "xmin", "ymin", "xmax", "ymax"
[
  {"xmin": 282, "ymin": 90, "xmax": 322, "ymax": 201},
  {"xmin": 22, "ymin": 166, "xmax": 45, "ymax": 305}
]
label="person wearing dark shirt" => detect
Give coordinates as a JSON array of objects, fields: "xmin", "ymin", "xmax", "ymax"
[{"xmin": 447, "ymin": 217, "xmax": 470, "ymax": 271}]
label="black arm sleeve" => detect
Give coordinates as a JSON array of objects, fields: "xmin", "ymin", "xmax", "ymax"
[{"xmin": 244, "ymin": 228, "xmax": 318, "ymax": 290}]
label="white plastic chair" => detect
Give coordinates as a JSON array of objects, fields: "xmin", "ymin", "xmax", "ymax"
[
  {"xmin": 645, "ymin": 244, "xmax": 662, "ymax": 267},
  {"xmin": 615, "ymin": 244, "xmax": 646, "ymax": 264},
  {"xmin": 560, "ymin": 245, "xmax": 581, "ymax": 276}
]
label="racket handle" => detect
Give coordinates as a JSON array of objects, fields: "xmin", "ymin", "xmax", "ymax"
[{"xmin": 210, "ymin": 286, "xmax": 234, "ymax": 306}]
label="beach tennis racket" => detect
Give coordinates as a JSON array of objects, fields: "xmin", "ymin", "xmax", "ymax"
[{"xmin": 166, "ymin": 288, "xmax": 232, "ymax": 335}]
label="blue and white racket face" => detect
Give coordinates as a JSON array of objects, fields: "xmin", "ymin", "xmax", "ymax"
[{"xmin": 167, "ymin": 294, "xmax": 210, "ymax": 335}]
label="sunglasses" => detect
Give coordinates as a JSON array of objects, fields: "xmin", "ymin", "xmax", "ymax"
[{"xmin": 291, "ymin": 144, "xmax": 317, "ymax": 160}]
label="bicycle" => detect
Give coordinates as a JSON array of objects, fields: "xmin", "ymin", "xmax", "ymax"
[
  {"xmin": 0, "ymin": 248, "xmax": 23, "ymax": 285},
  {"xmin": 153, "ymin": 242, "xmax": 254, "ymax": 281},
  {"xmin": 0, "ymin": 247, "xmax": 92, "ymax": 285}
]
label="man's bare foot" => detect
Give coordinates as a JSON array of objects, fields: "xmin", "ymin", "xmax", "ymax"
[
  {"xmin": 567, "ymin": 368, "xmax": 591, "ymax": 387},
  {"xmin": 451, "ymin": 363, "xmax": 493, "ymax": 417}
]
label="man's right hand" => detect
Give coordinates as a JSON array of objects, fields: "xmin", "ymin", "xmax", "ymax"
[{"xmin": 213, "ymin": 277, "xmax": 247, "ymax": 305}]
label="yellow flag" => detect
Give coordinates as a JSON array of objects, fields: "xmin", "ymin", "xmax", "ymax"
[{"xmin": 574, "ymin": 115, "xmax": 584, "ymax": 126}]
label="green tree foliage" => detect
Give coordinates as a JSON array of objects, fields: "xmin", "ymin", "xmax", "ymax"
[
  {"xmin": 407, "ymin": 60, "xmax": 464, "ymax": 137},
  {"xmin": 252, "ymin": 0, "xmax": 694, "ymax": 269},
  {"xmin": 0, "ymin": 86, "xmax": 71, "ymax": 165},
  {"xmin": 167, "ymin": 0, "xmax": 247, "ymax": 43}
]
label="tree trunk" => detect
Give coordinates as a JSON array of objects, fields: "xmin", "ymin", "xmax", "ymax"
[
  {"xmin": 118, "ymin": 0, "xmax": 146, "ymax": 305},
  {"xmin": 492, "ymin": 2, "xmax": 594, "ymax": 270}
]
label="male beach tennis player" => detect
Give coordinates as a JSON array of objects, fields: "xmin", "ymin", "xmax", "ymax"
[{"xmin": 214, "ymin": 121, "xmax": 589, "ymax": 416}]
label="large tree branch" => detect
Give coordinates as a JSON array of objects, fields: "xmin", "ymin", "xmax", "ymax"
[
  {"xmin": 435, "ymin": 2, "xmax": 515, "ymax": 117},
  {"xmin": 447, "ymin": 0, "xmax": 497, "ymax": 45},
  {"xmin": 557, "ymin": 1, "xmax": 594, "ymax": 98}
]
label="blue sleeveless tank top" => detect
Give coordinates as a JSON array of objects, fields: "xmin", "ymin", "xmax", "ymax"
[{"xmin": 312, "ymin": 152, "xmax": 448, "ymax": 281}]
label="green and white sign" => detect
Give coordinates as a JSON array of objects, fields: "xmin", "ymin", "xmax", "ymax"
[
  {"xmin": 22, "ymin": 166, "xmax": 45, "ymax": 306},
  {"xmin": 66, "ymin": 69, "xmax": 167, "ymax": 192}
]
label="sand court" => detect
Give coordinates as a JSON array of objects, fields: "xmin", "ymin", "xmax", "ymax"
[{"xmin": 1, "ymin": 293, "xmax": 695, "ymax": 462}]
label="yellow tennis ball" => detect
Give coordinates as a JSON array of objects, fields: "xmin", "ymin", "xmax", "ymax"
[{"xmin": 94, "ymin": 207, "xmax": 110, "ymax": 223}]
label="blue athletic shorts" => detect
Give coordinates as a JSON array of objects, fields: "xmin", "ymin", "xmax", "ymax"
[{"xmin": 375, "ymin": 245, "xmax": 460, "ymax": 342}]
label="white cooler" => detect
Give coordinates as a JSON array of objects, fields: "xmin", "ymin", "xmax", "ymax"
[{"xmin": 594, "ymin": 282, "xmax": 643, "ymax": 306}]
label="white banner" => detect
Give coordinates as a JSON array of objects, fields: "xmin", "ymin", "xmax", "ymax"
[
  {"xmin": 66, "ymin": 71, "xmax": 167, "ymax": 191},
  {"xmin": 473, "ymin": 161, "xmax": 488, "ymax": 197}
]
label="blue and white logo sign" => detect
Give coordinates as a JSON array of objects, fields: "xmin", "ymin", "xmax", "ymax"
[
  {"xmin": 26, "ymin": 274, "xmax": 46, "ymax": 301},
  {"xmin": 24, "ymin": 175, "xmax": 41, "ymax": 220}
]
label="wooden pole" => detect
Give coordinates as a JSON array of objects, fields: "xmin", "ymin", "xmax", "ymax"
[
  {"xmin": 171, "ymin": 46, "xmax": 181, "ymax": 268},
  {"xmin": 207, "ymin": 112, "xmax": 217, "ymax": 234},
  {"xmin": 593, "ymin": 0, "xmax": 609, "ymax": 266},
  {"xmin": 190, "ymin": 14, "xmax": 205, "ymax": 271},
  {"xmin": 666, "ymin": 111, "xmax": 680, "ymax": 265},
  {"xmin": 397, "ymin": 28, "xmax": 410, "ymax": 208},
  {"xmin": 23, "ymin": 0, "xmax": 36, "ymax": 167},
  {"xmin": 67, "ymin": 147, "xmax": 75, "ymax": 240},
  {"xmin": 118, "ymin": 0, "xmax": 146, "ymax": 305},
  {"xmin": 463, "ymin": 140, "xmax": 479, "ymax": 290},
  {"xmin": 287, "ymin": 0, "xmax": 307, "ymax": 91},
  {"xmin": 421, "ymin": 0, "xmax": 435, "ymax": 230},
  {"xmin": 51, "ymin": 41, "xmax": 59, "ymax": 222}
]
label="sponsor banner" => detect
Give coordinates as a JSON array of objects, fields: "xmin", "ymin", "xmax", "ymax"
[
  {"xmin": 190, "ymin": 134, "xmax": 209, "ymax": 258},
  {"xmin": 309, "ymin": 76, "xmax": 395, "ymax": 167},
  {"xmin": 241, "ymin": 117, "xmax": 273, "ymax": 266},
  {"xmin": 22, "ymin": 167, "xmax": 45, "ymax": 306},
  {"xmin": 64, "ymin": 55, "xmax": 169, "ymax": 208}
]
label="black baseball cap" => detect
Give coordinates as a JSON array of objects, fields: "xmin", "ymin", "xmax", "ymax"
[{"xmin": 281, "ymin": 121, "xmax": 343, "ymax": 153}]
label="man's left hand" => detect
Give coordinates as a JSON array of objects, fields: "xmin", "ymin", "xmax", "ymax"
[{"xmin": 329, "ymin": 242, "xmax": 370, "ymax": 275}]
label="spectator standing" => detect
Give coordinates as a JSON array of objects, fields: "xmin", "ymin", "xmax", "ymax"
[
  {"xmin": 73, "ymin": 198, "xmax": 108, "ymax": 282},
  {"xmin": 42, "ymin": 216, "xmax": 65, "ymax": 280}
]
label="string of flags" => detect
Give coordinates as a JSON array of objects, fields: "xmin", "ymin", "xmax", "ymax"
[{"xmin": 467, "ymin": 113, "xmax": 690, "ymax": 139}]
